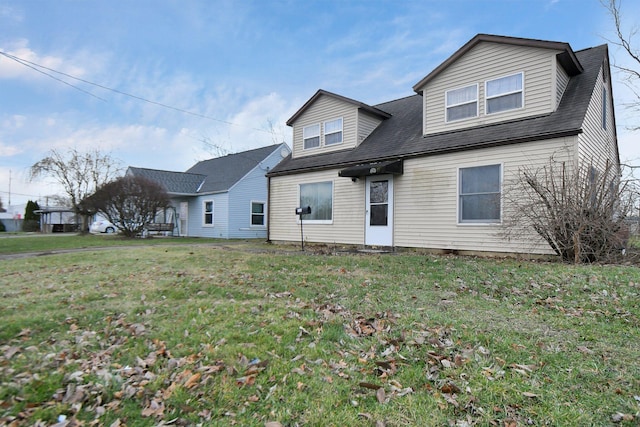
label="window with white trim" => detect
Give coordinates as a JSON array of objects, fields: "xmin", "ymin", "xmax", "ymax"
[
  {"xmin": 299, "ymin": 181, "xmax": 333, "ymax": 222},
  {"xmin": 251, "ymin": 201, "xmax": 265, "ymax": 226},
  {"xmin": 303, "ymin": 124, "xmax": 320, "ymax": 149},
  {"xmin": 459, "ymin": 164, "xmax": 501, "ymax": 223},
  {"xmin": 324, "ymin": 118, "xmax": 343, "ymax": 145},
  {"xmin": 203, "ymin": 200, "xmax": 214, "ymax": 225},
  {"xmin": 486, "ymin": 72, "xmax": 523, "ymax": 114},
  {"xmin": 446, "ymin": 84, "xmax": 478, "ymax": 122}
]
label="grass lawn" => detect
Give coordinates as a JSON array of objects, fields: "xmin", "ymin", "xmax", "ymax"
[
  {"xmin": 0, "ymin": 239, "xmax": 639, "ymax": 426},
  {"xmin": 0, "ymin": 233, "xmax": 229, "ymax": 256}
]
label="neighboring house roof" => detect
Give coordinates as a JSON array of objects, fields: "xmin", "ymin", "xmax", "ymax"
[
  {"xmin": 286, "ymin": 89, "xmax": 392, "ymax": 126},
  {"xmin": 186, "ymin": 144, "xmax": 286, "ymax": 193},
  {"xmin": 129, "ymin": 143, "xmax": 288, "ymax": 195},
  {"xmin": 268, "ymin": 43, "xmax": 608, "ymax": 177},
  {"xmin": 127, "ymin": 168, "xmax": 206, "ymax": 194}
]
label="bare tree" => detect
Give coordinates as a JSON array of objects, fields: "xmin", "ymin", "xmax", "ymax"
[
  {"xmin": 503, "ymin": 158, "xmax": 637, "ymax": 263},
  {"xmin": 603, "ymin": 0, "xmax": 640, "ymax": 118},
  {"xmin": 30, "ymin": 148, "xmax": 121, "ymax": 233},
  {"xmin": 84, "ymin": 175, "xmax": 170, "ymax": 238}
]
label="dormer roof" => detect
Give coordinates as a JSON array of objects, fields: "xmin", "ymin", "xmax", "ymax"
[
  {"xmin": 286, "ymin": 89, "xmax": 391, "ymax": 126},
  {"xmin": 412, "ymin": 34, "xmax": 583, "ymax": 94}
]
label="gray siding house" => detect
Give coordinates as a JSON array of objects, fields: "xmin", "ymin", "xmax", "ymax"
[
  {"xmin": 266, "ymin": 34, "xmax": 619, "ymax": 255},
  {"xmin": 128, "ymin": 143, "xmax": 290, "ymax": 238}
]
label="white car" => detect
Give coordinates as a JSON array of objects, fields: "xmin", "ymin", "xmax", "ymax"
[{"xmin": 90, "ymin": 219, "xmax": 117, "ymax": 234}]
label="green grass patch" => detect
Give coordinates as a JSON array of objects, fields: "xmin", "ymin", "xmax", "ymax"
[
  {"xmin": 0, "ymin": 233, "xmax": 236, "ymax": 255},
  {"xmin": 0, "ymin": 244, "xmax": 639, "ymax": 426}
]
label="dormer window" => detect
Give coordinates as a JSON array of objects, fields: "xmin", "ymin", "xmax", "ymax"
[
  {"xmin": 303, "ymin": 124, "xmax": 320, "ymax": 149},
  {"xmin": 446, "ymin": 84, "xmax": 478, "ymax": 122},
  {"xmin": 324, "ymin": 118, "xmax": 343, "ymax": 145},
  {"xmin": 486, "ymin": 72, "xmax": 523, "ymax": 114}
]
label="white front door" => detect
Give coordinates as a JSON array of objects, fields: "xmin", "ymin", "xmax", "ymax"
[
  {"xmin": 179, "ymin": 202, "xmax": 188, "ymax": 236},
  {"xmin": 365, "ymin": 175, "xmax": 393, "ymax": 246}
]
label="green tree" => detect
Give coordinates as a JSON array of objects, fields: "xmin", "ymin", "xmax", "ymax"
[{"xmin": 22, "ymin": 200, "xmax": 41, "ymax": 232}]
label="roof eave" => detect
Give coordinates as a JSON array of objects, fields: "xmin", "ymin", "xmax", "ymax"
[{"xmin": 267, "ymin": 128, "xmax": 583, "ymax": 178}]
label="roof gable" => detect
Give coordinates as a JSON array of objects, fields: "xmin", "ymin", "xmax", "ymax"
[
  {"xmin": 412, "ymin": 34, "xmax": 583, "ymax": 93},
  {"xmin": 186, "ymin": 143, "xmax": 285, "ymax": 193},
  {"xmin": 286, "ymin": 89, "xmax": 391, "ymax": 126}
]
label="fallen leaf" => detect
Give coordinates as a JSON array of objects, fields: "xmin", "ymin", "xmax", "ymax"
[
  {"xmin": 184, "ymin": 372, "xmax": 201, "ymax": 389},
  {"xmin": 577, "ymin": 346, "xmax": 594, "ymax": 354},
  {"xmin": 611, "ymin": 412, "xmax": 634, "ymax": 423},
  {"xmin": 265, "ymin": 422, "xmax": 283, "ymax": 427},
  {"xmin": 440, "ymin": 382, "xmax": 461, "ymax": 394},
  {"xmin": 359, "ymin": 382, "xmax": 382, "ymax": 390},
  {"xmin": 376, "ymin": 387, "xmax": 386, "ymax": 404},
  {"xmin": 522, "ymin": 392, "xmax": 538, "ymax": 398}
]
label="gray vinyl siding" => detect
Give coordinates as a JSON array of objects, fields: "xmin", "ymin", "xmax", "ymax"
[
  {"xmin": 269, "ymin": 169, "xmax": 364, "ymax": 244},
  {"xmin": 556, "ymin": 60, "xmax": 570, "ymax": 109},
  {"xmin": 358, "ymin": 111, "xmax": 384, "ymax": 146},
  {"xmin": 292, "ymin": 95, "xmax": 358, "ymax": 158},
  {"xmin": 577, "ymin": 64, "xmax": 618, "ymax": 173},
  {"xmin": 420, "ymin": 42, "xmax": 560, "ymax": 135}
]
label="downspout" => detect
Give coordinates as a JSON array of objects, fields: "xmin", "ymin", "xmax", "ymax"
[{"xmin": 266, "ymin": 175, "xmax": 271, "ymax": 243}]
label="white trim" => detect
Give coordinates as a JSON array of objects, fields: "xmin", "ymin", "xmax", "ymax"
[
  {"xmin": 323, "ymin": 117, "xmax": 343, "ymax": 146},
  {"xmin": 297, "ymin": 180, "xmax": 334, "ymax": 225},
  {"xmin": 456, "ymin": 163, "xmax": 503, "ymax": 225},
  {"xmin": 444, "ymin": 83, "xmax": 479, "ymax": 123},
  {"xmin": 250, "ymin": 200, "xmax": 266, "ymax": 228},
  {"xmin": 202, "ymin": 199, "xmax": 214, "ymax": 226},
  {"xmin": 485, "ymin": 71, "xmax": 524, "ymax": 115},
  {"xmin": 303, "ymin": 123, "xmax": 321, "ymax": 150}
]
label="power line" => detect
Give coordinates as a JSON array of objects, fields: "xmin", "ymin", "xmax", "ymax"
[{"xmin": 0, "ymin": 50, "xmax": 275, "ymax": 134}]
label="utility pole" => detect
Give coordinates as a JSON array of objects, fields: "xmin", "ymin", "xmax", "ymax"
[{"xmin": 8, "ymin": 169, "xmax": 11, "ymax": 206}]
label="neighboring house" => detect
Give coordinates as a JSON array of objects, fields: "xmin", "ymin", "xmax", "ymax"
[
  {"xmin": 266, "ymin": 34, "xmax": 619, "ymax": 255},
  {"xmin": 127, "ymin": 143, "xmax": 290, "ymax": 238}
]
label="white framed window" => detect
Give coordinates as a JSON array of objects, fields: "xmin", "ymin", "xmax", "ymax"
[
  {"xmin": 458, "ymin": 164, "xmax": 501, "ymax": 224},
  {"xmin": 250, "ymin": 201, "xmax": 265, "ymax": 227},
  {"xmin": 203, "ymin": 200, "xmax": 214, "ymax": 226},
  {"xmin": 486, "ymin": 72, "xmax": 523, "ymax": 114},
  {"xmin": 446, "ymin": 84, "xmax": 478, "ymax": 122},
  {"xmin": 299, "ymin": 181, "xmax": 333, "ymax": 223},
  {"xmin": 303, "ymin": 124, "xmax": 320, "ymax": 149},
  {"xmin": 324, "ymin": 118, "xmax": 343, "ymax": 145}
]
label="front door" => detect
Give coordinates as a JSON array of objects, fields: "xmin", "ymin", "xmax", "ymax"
[
  {"xmin": 179, "ymin": 202, "xmax": 188, "ymax": 237},
  {"xmin": 365, "ymin": 175, "xmax": 393, "ymax": 246}
]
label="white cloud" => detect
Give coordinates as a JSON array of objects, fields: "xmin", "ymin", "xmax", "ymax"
[
  {"xmin": 0, "ymin": 142, "xmax": 21, "ymax": 157},
  {"xmin": 0, "ymin": 4, "xmax": 23, "ymax": 22},
  {"xmin": 0, "ymin": 39, "xmax": 87, "ymax": 80}
]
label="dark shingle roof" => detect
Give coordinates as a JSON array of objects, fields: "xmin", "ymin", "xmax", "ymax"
[
  {"xmin": 127, "ymin": 167, "xmax": 206, "ymax": 194},
  {"xmin": 268, "ymin": 43, "xmax": 608, "ymax": 177},
  {"xmin": 185, "ymin": 144, "xmax": 284, "ymax": 193},
  {"xmin": 129, "ymin": 143, "xmax": 286, "ymax": 195}
]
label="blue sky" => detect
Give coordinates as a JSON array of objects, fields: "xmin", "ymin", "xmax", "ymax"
[{"xmin": 1, "ymin": 0, "xmax": 638, "ymax": 207}]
